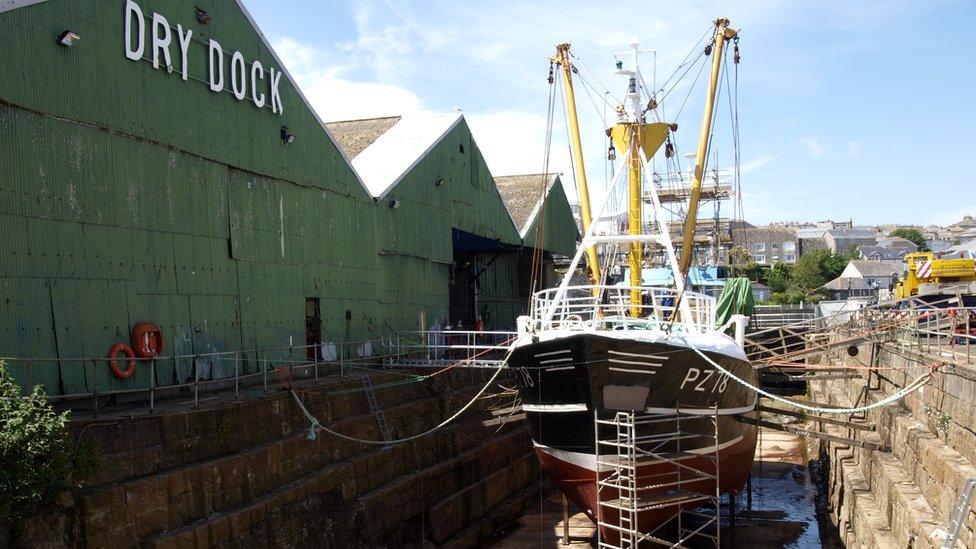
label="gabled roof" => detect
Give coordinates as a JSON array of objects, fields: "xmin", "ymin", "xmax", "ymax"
[
  {"xmin": 858, "ymin": 246, "xmax": 905, "ymax": 261},
  {"xmin": 796, "ymin": 228, "xmax": 827, "ymax": 239},
  {"xmin": 824, "ymin": 276, "xmax": 872, "ymax": 291},
  {"xmin": 346, "ymin": 112, "xmax": 463, "ymax": 199},
  {"xmin": 325, "ymin": 116, "xmax": 401, "ymax": 160},
  {"xmin": 847, "ymin": 260, "xmax": 903, "ymax": 277},
  {"xmin": 493, "ymin": 173, "xmax": 558, "ymax": 236}
]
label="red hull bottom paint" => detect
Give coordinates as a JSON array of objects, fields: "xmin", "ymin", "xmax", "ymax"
[{"xmin": 534, "ymin": 435, "xmax": 757, "ymax": 542}]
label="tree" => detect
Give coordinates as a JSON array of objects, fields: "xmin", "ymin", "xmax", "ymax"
[
  {"xmin": 792, "ymin": 249, "xmax": 831, "ymax": 291},
  {"xmin": 890, "ymin": 227, "xmax": 929, "ymax": 251},
  {"xmin": 739, "ymin": 262, "xmax": 766, "ymax": 283},
  {"xmin": 765, "ymin": 262, "xmax": 792, "ymax": 293},
  {"xmin": 0, "ymin": 362, "xmax": 74, "ymax": 524}
]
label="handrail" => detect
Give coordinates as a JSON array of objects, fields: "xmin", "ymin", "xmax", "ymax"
[{"xmin": 530, "ymin": 284, "xmax": 717, "ymax": 335}]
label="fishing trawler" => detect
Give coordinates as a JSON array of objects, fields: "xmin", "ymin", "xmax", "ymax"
[{"xmin": 509, "ymin": 19, "xmax": 758, "ymax": 538}]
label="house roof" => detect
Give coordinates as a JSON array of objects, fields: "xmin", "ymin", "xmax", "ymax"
[
  {"xmin": 877, "ymin": 236, "xmax": 917, "ymax": 249},
  {"xmin": 342, "ymin": 112, "xmax": 463, "ymax": 199},
  {"xmin": 826, "ymin": 228, "xmax": 877, "ymax": 239},
  {"xmin": 824, "ymin": 276, "xmax": 872, "ymax": 291},
  {"xmin": 848, "ymin": 260, "xmax": 903, "ymax": 277},
  {"xmin": 796, "ymin": 228, "xmax": 827, "ymax": 239},
  {"xmin": 928, "ymin": 240, "xmax": 954, "ymax": 253},
  {"xmin": 324, "ymin": 116, "xmax": 401, "ymax": 160},
  {"xmin": 858, "ymin": 246, "xmax": 905, "ymax": 261},
  {"xmin": 493, "ymin": 173, "xmax": 558, "ymax": 236},
  {"xmin": 953, "ymin": 215, "xmax": 976, "ymax": 229},
  {"xmin": 945, "ymin": 238, "xmax": 976, "ymax": 258}
]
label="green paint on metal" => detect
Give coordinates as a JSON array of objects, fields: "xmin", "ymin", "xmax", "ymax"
[{"xmin": 0, "ymin": 0, "xmax": 578, "ymax": 395}]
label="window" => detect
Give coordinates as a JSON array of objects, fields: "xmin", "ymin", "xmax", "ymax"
[
  {"xmin": 753, "ymin": 254, "xmax": 766, "ymax": 264},
  {"xmin": 750, "ymin": 242, "xmax": 766, "ymax": 252},
  {"xmin": 783, "ymin": 241, "xmax": 796, "ymax": 252},
  {"xmin": 785, "ymin": 253, "xmax": 796, "ymax": 263}
]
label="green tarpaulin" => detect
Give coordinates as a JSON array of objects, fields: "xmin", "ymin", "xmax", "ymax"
[{"xmin": 715, "ymin": 277, "xmax": 754, "ymax": 329}]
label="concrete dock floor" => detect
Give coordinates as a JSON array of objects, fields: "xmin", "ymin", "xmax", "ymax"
[{"xmin": 491, "ymin": 427, "xmax": 826, "ymax": 548}]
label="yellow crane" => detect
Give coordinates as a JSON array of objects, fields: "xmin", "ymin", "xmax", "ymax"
[
  {"xmin": 896, "ymin": 252, "xmax": 976, "ymax": 299},
  {"xmin": 552, "ymin": 44, "xmax": 602, "ymax": 294},
  {"xmin": 678, "ymin": 18, "xmax": 738, "ymax": 281}
]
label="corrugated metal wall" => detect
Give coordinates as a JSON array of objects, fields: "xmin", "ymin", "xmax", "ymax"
[{"xmin": 0, "ymin": 0, "xmax": 578, "ymax": 395}]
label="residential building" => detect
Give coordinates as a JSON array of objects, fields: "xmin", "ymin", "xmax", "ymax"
[
  {"xmin": 732, "ymin": 227, "xmax": 799, "ymax": 265},
  {"xmin": 823, "ymin": 276, "xmax": 873, "ymax": 300},
  {"xmin": 876, "ymin": 236, "xmax": 919, "ymax": 254},
  {"xmin": 839, "ymin": 260, "xmax": 904, "ymax": 290},
  {"xmin": 858, "ymin": 246, "xmax": 907, "ymax": 261},
  {"xmin": 823, "ymin": 228, "xmax": 878, "ymax": 254}
]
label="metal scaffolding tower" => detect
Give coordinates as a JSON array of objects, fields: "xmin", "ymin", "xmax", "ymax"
[{"xmin": 595, "ymin": 407, "xmax": 722, "ymax": 548}]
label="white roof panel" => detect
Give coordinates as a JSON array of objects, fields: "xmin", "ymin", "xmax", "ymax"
[{"xmin": 351, "ymin": 112, "xmax": 462, "ymax": 199}]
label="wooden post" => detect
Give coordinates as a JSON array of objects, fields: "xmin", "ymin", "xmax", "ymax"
[{"xmin": 562, "ymin": 494, "xmax": 570, "ymax": 545}]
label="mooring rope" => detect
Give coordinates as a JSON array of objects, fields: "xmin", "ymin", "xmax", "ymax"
[
  {"xmin": 677, "ymin": 335, "xmax": 936, "ymax": 415},
  {"xmin": 290, "ymin": 336, "xmax": 522, "ymax": 446}
]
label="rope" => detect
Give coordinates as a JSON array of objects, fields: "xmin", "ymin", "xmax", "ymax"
[
  {"xmin": 290, "ymin": 337, "xmax": 522, "ymax": 446},
  {"xmin": 677, "ymin": 335, "xmax": 936, "ymax": 414}
]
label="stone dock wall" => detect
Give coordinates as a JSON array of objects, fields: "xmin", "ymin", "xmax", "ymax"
[
  {"xmin": 8, "ymin": 369, "xmax": 538, "ymax": 548},
  {"xmin": 811, "ymin": 339, "xmax": 976, "ymax": 548}
]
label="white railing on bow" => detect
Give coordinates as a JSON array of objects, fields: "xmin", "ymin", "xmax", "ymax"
[{"xmin": 530, "ymin": 285, "xmax": 717, "ymax": 335}]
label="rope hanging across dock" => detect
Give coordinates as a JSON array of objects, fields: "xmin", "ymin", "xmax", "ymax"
[
  {"xmin": 290, "ymin": 336, "xmax": 521, "ymax": 446},
  {"xmin": 678, "ymin": 335, "xmax": 935, "ymax": 415}
]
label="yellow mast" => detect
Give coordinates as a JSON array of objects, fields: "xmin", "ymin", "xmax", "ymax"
[
  {"xmin": 552, "ymin": 44, "xmax": 602, "ymax": 291},
  {"xmin": 627, "ymin": 124, "xmax": 642, "ymax": 314},
  {"xmin": 677, "ymin": 18, "xmax": 737, "ymax": 280}
]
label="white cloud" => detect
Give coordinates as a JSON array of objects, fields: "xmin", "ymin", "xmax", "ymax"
[
  {"xmin": 740, "ymin": 154, "xmax": 777, "ymax": 175},
  {"xmin": 924, "ymin": 204, "xmax": 976, "ymax": 227},
  {"xmin": 273, "ymin": 35, "xmax": 575, "ymax": 182},
  {"xmin": 846, "ymin": 140, "xmax": 863, "ymax": 158},
  {"xmin": 798, "ymin": 137, "xmax": 826, "ymax": 158},
  {"xmin": 274, "ymin": 37, "xmax": 427, "ymax": 120}
]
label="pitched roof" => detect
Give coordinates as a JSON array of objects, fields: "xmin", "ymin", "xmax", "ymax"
[
  {"xmin": 493, "ymin": 173, "xmax": 558, "ymax": 236},
  {"xmin": 848, "ymin": 260, "xmax": 903, "ymax": 277},
  {"xmin": 344, "ymin": 112, "xmax": 463, "ymax": 199},
  {"xmin": 824, "ymin": 276, "xmax": 872, "ymax": 291},
  {"xmin": 858, "ymin": 246, "xmax": 905, "ymax": 261},
  {"xmin": 324, "ymin": 116, "xmax": 401, "ymax": 160},
  {"xmin": 826, "ymin": 228, "xmax": 877, "ymax": 239},
  {"xmin": 796, "ymin": 228, "xmax": 828, "ymax": 239}
]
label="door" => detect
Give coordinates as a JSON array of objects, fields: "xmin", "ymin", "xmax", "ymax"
[{"xmin": 305, "ymin": 298, "xmax": 321, "ymax": 361}]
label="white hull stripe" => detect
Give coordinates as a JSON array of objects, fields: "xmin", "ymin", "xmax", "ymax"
[
  {"xmin": 608, "ymin": 349, "xmax": 670, "ymax": 360},
  {"xmin": 609, "ymin": 367, "xmax": 656, "ymax": 375},
  {"xmin": 521, "ymin": 403, "xmax": 756, "ymax": 415},
  {"xmin": 540, "ymin": 357, "xmax": 574, "ymax": 364},
  {"xmin": 521, "ymin": 403, "xmax": 588, "ymax": 412},
  {"xmin": 544, "ymin": 365, "xmax": 575, "ymax": 372},
  {"xmin": 534, "ymin": 435, "xmax": 746, "ymax": 472},
  {"xmin": 608, "ymin": 358, "xmax": 661, "ymax": 367},
  {"xmin": 535, "ymin": 349, "xmax": 572, "ymax": 358},
  {"xmin": 643, "ymin": 403, "xmax": 756, "ymax": 416}
]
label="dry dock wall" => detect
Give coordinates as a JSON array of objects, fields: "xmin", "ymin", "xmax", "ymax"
[
  {"xmin": 4, "ymin": 369, "xmax": 539, "ymax": 548},
  {"xmin": 811, "ymin": 342, "xmax": 976, "ymax": 548}
]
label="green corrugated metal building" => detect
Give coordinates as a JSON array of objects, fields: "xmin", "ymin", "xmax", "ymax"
[{"xmin": 0, "ymin": 0, "xmax": 578, "ymax": 396}]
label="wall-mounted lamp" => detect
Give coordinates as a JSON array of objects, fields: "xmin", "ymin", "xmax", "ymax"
[
  {"xmin": 389, "ymin": 199, "xmax": 400, "ymax": 209},
  {"xmin": 280, "ymin": 126, "xmax": 295, "ymax": 144},
  {"xmin": 607, "ymin": 144, "xmax": 616, "ymax": 161},
  {"xmin": 57, "ymin": 30, "xmax": 80, "ymax": 47},
  {"xmin": 435, "ymin": 178, "xmax": 445, "ymax": 187},
  {"xmin": 195, "ymin": 7, "xmax": 212, "ymax": 24}
]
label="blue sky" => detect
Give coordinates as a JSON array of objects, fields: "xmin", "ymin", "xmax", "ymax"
[{"xmin": 244, "ymin": 0, "xmax": 973, "ymax": 227}]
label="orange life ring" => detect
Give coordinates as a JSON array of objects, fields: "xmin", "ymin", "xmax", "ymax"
[
  {"xmin": 131, "ymin": 322, "xmax": 163, "ymax": 358},
  {"xmin": 109, "ymin": 343, "xmax": 137, "ymax": 380}
]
